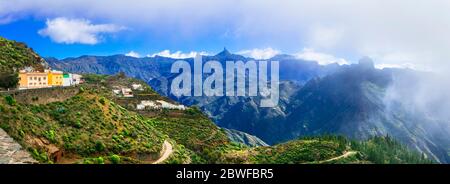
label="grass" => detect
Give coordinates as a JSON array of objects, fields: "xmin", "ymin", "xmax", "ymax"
[
  {"xmin": 0, "ymin": 87, "xmax": 166, "ymax": 163},
  {"xmin": 0, "ymin": 36, "xmax": 45, "ymax": 73}
]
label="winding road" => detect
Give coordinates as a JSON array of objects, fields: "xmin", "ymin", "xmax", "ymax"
[
  {"xmin": 319, "ymin": 151, "xmax": 357, "ymax": 163},
  {"xmin": 153, "ymin": 140, "xmax": 173, "ymax": 164}
]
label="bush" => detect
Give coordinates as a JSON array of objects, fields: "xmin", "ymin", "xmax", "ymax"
[
  {"xmin": 0, "ymin": 72, "xmax": 19, "ymax": 89},
  {"xmin": 99, "ymin": 97, "xmax": 106, "ymax": 105},
  {"xmin": 95, "ymin": 157, "xmax": 104, "ymax": 164},
  {"xmin": 74, "ymin": 121, "xmax": 82, "ymax": 128},
  {"xmin": 109, "ymin": 154, "xmax": 121, "ymax": 164},
  {"xmin": 0, "ymin": 123, "xmax": 10, "ymax": 131},
  {"xmin": 95, "ymin": 141, "xmax": 106, "ymax": 152},
  {"xmin": 4, "ymin": 95, "xmax": 16, "ymax": 106},
  {"xmin": 44, "ymin": 130, "xmax": 57, "ymax": 143},
  {"xmin": 185, "ymin": 106, "xmax": 201, "ymax": 115},
  {"xmin": 19, "ymin": 129, "xmax": 25, "ymax": 137},
  {"xmin": 83, "ymin": 159, "xmax": 94, "ymax": 164}
]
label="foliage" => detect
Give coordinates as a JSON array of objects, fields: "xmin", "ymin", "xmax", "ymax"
[
  {"xmin": 0, "ymin": 86, "xmax": 166, "ymax": 163},
  {"xmin": 350, "ymin": 136, "xmax": 434, "ymax": 164},
  {"xmin": 0, "ymin": 71, "xmax": 19, "ymax": 89},
  {"xmin": 0, "ymin": 57, "xmax": 434, "ymax": 164},
  {"xmin": 0, "ymin": 36, "xmax": 45, "ymax": 71},
  {"xmin": 109, "ymin": 154, "xmax": 121, "ymax": 164},
  {"xmin": 4, "ymin": 95, "xmax": 16, "ymax": 106},
  {"xmin": 151, "ymin": 115, "xmax": 230, "ymax": 163},
  {"xmin": 218, "ymin": 135, "xmax": 433, "ymax": 164}
]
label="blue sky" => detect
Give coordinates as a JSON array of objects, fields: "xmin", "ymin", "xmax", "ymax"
[
  {"xmin": 0, "ymin": 17, "xmax": 239, "ymax": 58},
  {"xmin": 1, "ymin": 0, "xmax": 450, "ymax": 72}
]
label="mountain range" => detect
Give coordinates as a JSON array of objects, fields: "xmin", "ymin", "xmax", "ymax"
[{"xmin": 47, "ymin": 49, "xmax": 450, "ymax": 163}]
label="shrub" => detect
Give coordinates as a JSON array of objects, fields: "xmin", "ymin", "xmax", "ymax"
[
  {"xmin": 109, "ymin": 154, "xmax": 121, "ymax": 164},
  {"xmin": 99, "ymin": 97, "xmax": 106, "ymax": 105},
  {"xmin": 95, "ymin": 157, "xmax": 104, "ymax": 164},
  {"xmin": 44, "ymin": 130, "xmax": 57, "ymax": 143},
  {"xmin": 19, "ymin": 129, "xmax": 25, "ymax": 137},
  {"xmin": 95, "ymin": 141, "xmax": 106, "ymax": 152},
  {"xmin": 0, "ymin": 123, "xmax": 10, "ymax": 131},
  {"xmin": 74, "ymin": 121, "xmax": 82, "ymax": 129},
  {"xmin": 185, "ymin": 106, "xmax": 201, "ymax": 115},
  {"xmin": 4, "ymin": 95, "xmax": 16, "ymax": 106},
  {"xmin": 0, "ymin": 72, "xmax": 19, "ymax": 89},
  {"xmin": 83, "ymin": 159, "xmax": 94, "ymax": 164}
]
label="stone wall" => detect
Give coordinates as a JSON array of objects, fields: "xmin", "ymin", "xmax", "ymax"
[
  {"xmin": 0, "ymin": 86, "xmax": 80, "ymax": 104},
  {"xmin": 0, "ymin": 128, "xmax": 37, "ymax": 164}
]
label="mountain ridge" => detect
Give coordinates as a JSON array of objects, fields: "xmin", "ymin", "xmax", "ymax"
[
  {"xmin": 45, "ymin": 47, "xmax": 450, "ymax": 163},
  {"xmin": 0, "ymin": 36, "xmax": 437, "ymax": 164}
]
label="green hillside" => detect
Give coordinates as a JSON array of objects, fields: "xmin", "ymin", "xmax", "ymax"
[
  {"xmin": 218, "ymin": 135, "xmax": 433, "ymax": 164},
  {"xmin": 0, "ymin": 36, "xmax": 46, "ymax": 72},
  {"xmin": 78, "ymin": 73, "xmax": 231, "ymax": 163},
  {"xmin": 0, "ymin": 36, "xmax": 434, "ymax": 164},
  {"xmin": 0, "ymin": 75, "xmax": 433, "ymax": 164},
  {"xmin": 0, "ymin": 88, "xmax": 168, "ymax": 163}
]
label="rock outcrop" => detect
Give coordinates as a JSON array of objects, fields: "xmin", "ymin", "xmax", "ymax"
[{"xmin": 0, "ymin": 128, "xmax": 37, "ymax": 164}]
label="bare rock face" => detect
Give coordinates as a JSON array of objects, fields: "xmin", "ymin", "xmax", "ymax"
[
  {"xmin": 223, "ymin": 128, "xmax": 269, "ymax": 147},
  {"xmin": 24, "ymin": 136, "xmax": 62, "ymax": 163},
  {"xmin": 0, "ymin": 128, "xmax": 37, "ymax": 164}
]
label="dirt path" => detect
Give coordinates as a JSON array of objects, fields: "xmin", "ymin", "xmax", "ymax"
[
  {"xmin": 153, "ymin": 140, "xmax": 173, "ymax": 164},
  {"xmin": 319, "ymin": 151, "xmax": 357, "ymax": 163},
  {"xmin": 0, "ymin": 128, "xmax": 37, "ymax": 164}
]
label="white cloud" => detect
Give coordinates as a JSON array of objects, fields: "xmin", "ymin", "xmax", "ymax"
[
  {"xmin": 2, "ymin": 1, "xmax": 450, "ymax": 72},
  {"xmin": 237, "ymin": 48, "xmax": 280, "ymax": 60},
  {"xmin": 125, "ymin": 51, "xmax": 140, "ymax": 58},
  {"xmin": 147, "ymin": 50, "xmax": 208, "ymax": 59},
  {"xmin": 38, "ymin": 17, "xmax": 124, "ymax": 44},
  {"xmin": 375, "ymin": 63, "xmax": 417, "ymax": 70},
  {"xmin": 308, "ymin": 25, "xmax": 344, "ymax": 49},
  {"xmin": 295, "ymin": 48, "xmax": 349, "ymax": 65}
]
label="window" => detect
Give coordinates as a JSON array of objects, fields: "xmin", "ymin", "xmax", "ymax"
[{"xmin": 34, "ymin": 77, "xmax": 37, "ymax": 80}]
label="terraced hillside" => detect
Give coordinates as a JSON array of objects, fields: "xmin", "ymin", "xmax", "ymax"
[
  {"xmin": 0, "ymin": 36, "xmax": 434, "ymax": 164},
  {"xmin": 0, "ymin": 36, "xmax": 47, "ymax": 72},
  {"xmin": 0, "ymin": 87, "xmax": 168, "ymax": 163}
]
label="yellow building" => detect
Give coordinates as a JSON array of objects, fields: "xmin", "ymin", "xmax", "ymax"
[
  {"xmin": 48, "ymin": 70, "xmax": 63, "ymax": 86},
  {"xmin": 18, "ymin": 70, "xmax": 49, "ymax": 89}
]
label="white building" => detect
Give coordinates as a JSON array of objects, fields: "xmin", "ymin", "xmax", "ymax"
[
  {"xmin": 62, "ymin": 73, "xmax": 72, "ymax": 87},
  {"xmin": 136, "ymin": 100, "xmax": 186, "ymax": 110},
  {"xmin": 136, "ymin": 104, "xmax": 146, "ymax": 110},
  {"xmin": 121, "ymin": 88, "xmax": 133, "ymax": 97},
  {"xmin": 131, "ymin": 84, "xmax": 143, "ymax": 91},
  {"xmin": 72, "ymin": 74, "xmax": 83, "ymax": 85},
  {"xmin": 112, "ymin": 89, "xmax": 121, "ymax": 95},
  {"xmin": 157, "ymin": 100, "xmax": 186, "ymax": 110}
]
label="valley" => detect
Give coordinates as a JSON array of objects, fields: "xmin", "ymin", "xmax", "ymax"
[
  {"xmin": 46, "ymin": 48, "xmax": 450, "ymax": 163},
  {"xmin": 0, "ymin": 36, "xmax": 439, "ymax": 164}
]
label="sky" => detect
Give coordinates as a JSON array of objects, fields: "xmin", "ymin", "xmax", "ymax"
[{"xmin": 1, "ymin": 0, "xmax": 450, "ymax": 72}]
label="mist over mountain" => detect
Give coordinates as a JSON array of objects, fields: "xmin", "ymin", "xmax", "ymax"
[{"xmin": 47, "ymin": 50, "xmax": 450, "ymax": 163}]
